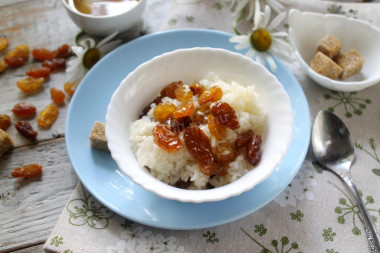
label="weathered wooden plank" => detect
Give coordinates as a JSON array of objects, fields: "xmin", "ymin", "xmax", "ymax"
[
  {"xmin": 0, "ymin": 0, "xmax": 79, "ymax": 148},
  {"xmin": 7, "ymin": 244, "xmax": 44, "ymax": 253},
  {"xmin": 0, "ymin": 138, "xmax": 78, "ymax": 252}
]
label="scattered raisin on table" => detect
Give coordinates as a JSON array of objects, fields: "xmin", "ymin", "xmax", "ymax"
[
  {"xmin": 211, "ymin": 101, "xmax": 240, "ymax": 130},
  {"xmin": 64, "ymin": 82, "xmax": 76, "ymax": 96},
  {"xmin": 152, "ymin": 124, "xmax": 183, "ymax": 153},
  {"xmin": 0, "ymin": 37, "xmax": 8, "ymax": 51},
  {"xmin": 0, "ymin": 114, "xmax": 11, "ymax": 130},
  {"xmin": 37, "ymin": 103, "xmax": 59, "ymax": 128},
  {"xmin": 198, "ymin": 86, "xmax": 223, "ymax": 105},
  {"xmin": 53, "ymin": 44, "xmax": 72, "ymax": 58},
  {"xmin": 50, "ymin": 87, "xmax": 66, "ymax": 104},
  {"xmin": 17, "ymin": 77, "xmax": 44, "ymax": 93},
  {"xmin": 26, "ymin": 66, "xmax": 51, "ymax": 79},
  {"xmin": 42, "ymin": 58, "xmax": 66, "ymax": 72},
  {"xmin": 12, "ymin": 102, "xmax": 37, "ymax": 118},
  {"xmin": 32, "ymin": 48, "xmax": 55, "ymax": 61},
  {"xmin": 11, "ymin": 164, "xmax": 42, "ymax": 178},
  {"xmin": 4, "ymin": 55, "xmax": 25, "ymax": 67},
  {"xmin": 153, "ymin": 103, "xmax": 177, "ymax": 123},
  {"xmin": 14, "ymin": 44, "xmax": 30, "ymax": 59},
  {"xmin": 0, "ymin": 59, "xmax": 7, "ymax": 73},
  {"xmin": 15, "ymin": 121, "xmax": 38, "ymax": 140}
]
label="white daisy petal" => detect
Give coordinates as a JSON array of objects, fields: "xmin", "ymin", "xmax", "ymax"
[
  {"xmin": 98, "ymin": 40, "xmax": 122, "ymax": 55},
  {"xmin": 272, "ymin": 38, "xmax": 293, "ymax": 52},
  {"xmin": 262, "ymin": 5, "xmax": 271, "ymax": 28},
  {"xmin": 255, "ymin": 53, "xmax": 265, "ymax": 66},
  {"xmin": 80, "ymin": 38, "xmax": 96, "ymax": 49},
  {"xmin": 254, "ymin": 0, "xmax": 261, "ymax": 29},
  {"xmin": 264, "ymin": 52, "xmax": 277, "ymax": 72},
  {"xmin": 71, "ymin": 46, "xmax": 85, "ymax": 56},
  {"xmin": 229, "ymin": 35, "xmax": 249, "ymax": 43},
  {"xmin": 97, "ymin": 31, "xmax": 119, "ymax": 48},
  {"xmin": 266, "ymin": 0, "xmax": 284, "ymax": 13},
  {"xmin": 271, "ymin": 31, "xmax": 289, "ymax": 38},
  {"xmin": 267, "ymin": 11, "xmax": 286, "ymax": 31},
  {"xmin": 245, "ymin": 48, "xmax": 256, "ymax": 59}
]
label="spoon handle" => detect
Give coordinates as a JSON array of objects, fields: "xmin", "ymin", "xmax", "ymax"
[{"xmin": 342, "ymin": 174, "xmax": 380, "ymax": 252}]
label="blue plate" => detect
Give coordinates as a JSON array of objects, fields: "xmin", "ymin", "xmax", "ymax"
[{"xmin": 66, "ymin": 29, "xmax": 310, "ymax": 230}]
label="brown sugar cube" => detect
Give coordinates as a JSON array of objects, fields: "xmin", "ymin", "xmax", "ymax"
[
  {"xmin": 335, "ymin": 49, "xmax": 365, "ymax": 80},
  {"xmin": 89, "ymin": 121, "xmax": 109, "ymax": 152},
  {"xmin": 316, "ymin": 34, "xmax": 342, "ymax": 59},
  {"xmin": 310, "ymin": 51, "xmax": 343, "ymax": 80},
  {"xmin": 0, "ymin": 129, "xmax": 14, "ymax": 157}
]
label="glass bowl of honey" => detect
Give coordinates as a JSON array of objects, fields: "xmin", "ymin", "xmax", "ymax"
[{"xmin": 62, "ymin": 0, "xmax": 147, "ymax": 36}]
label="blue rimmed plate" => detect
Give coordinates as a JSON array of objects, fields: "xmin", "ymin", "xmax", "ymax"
[{"xmin": 66, "ymin": 29, "xmax": 310, "ymax": 230}]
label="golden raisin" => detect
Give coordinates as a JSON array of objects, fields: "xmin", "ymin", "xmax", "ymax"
[
  {"xmin": 12, "ymin": 102, "xmax": 37, "ymax": 118},
  {"xmin": 32, "ymin": 48, "xmax": 54, "ymax": 61},
  {"xmin": 26, "ymin": 66, "xmax": 51, "ymax": 79},
  {"xmin": 211, "ymin": 102, "xmax": 240, "ymax": 130},
  {"xmin": 153, "ymin": 103, "xmax": 176, "ymax": 123},
  {"xmin": 11, "ymin": 164, "xmax": 42, "ymax": 178},
  {"xmin": 64, "ymin": 81, "xmax": 77, "ymax": 96},
  {"xmin": 0, "ymin": 59, "xmax": 7, "ymax": 73},
  {"xmin": 53, "ymin": 44, "xmax": 72, "ymax": 58},
  {"xmin": 15, "ymin": 121, "xmax": 38, "ymax": 140},
  {"xmin": 246, "ymin": 134, "xmax": 262, "ymax": 166},
  {"xmin": 198, "ymin": 86, "xmax": 223, "ymax": 105},
  {"xmin": 4, "ymin": 55, "xmax": 25, "ymax": 67},
  {"xmin": 37, "ymin": 103, "xmax": 59, "ymax": 128},
  {"xmin": 173, "ymin": 103, "xmax": 194, "ymax": 119},
  {"xmin": 213, "ymin": 142, "xmax": 236, "ymax": 164},
  {"xmin": 174, "ymin": 83, "xmax": 193, "ymax": 102},
  {"xmin": 0, "ymin": 37, "xmax": 8, "ymax": 51},
  {"xmin": 235, "ymin": 130, "xmax": 254, "ymax": 149},
  {"xmin": 191, "ymin": 103, "xmax": 211, "ymax": 125},
  {"xmin": 184, "ymin": 126, "xmax": 215, "ymax": 167},
  {"xmin": 152, "ymin": 124, "xmax": 183, "ymax": 153},
  {"xmin": 17, "ymin": 77, "xmax": 44, "ymax": 93},
  {"xmin": 42, "ymin": 58, "xmax": 66, "ymax": 72},
  {"xmin": 14, "ymin": 44, "xmax": 30, "ymax": 60},
  {"xmin": 139, "ymin": 96, "xmax": 162, "ymax": 119},
  {"xmin": 207, "ymin": 114, "xmax": 227, "ymax": 140},
  {"xmin": 189, "ymin": 83, "xmax": 205, "ymax": 96},
  {"xmin": 0, "ymin": 114, "xmax": 11, "ymax": 130},
  {"xmin": 160, "ymin": 81, "xmax": 182, "ymax": 99},
  {"xmin": 50, "ymin": 87, "xmax": 66, "ymax": 104},
  {"xmin": 165, "ymin": 116, "xmax": 191, "ymax": 132}
]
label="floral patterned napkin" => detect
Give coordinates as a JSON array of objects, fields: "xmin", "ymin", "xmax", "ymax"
[{"xmin": 44, "ymin": 1, "xmax": 380, "ymax": 252}]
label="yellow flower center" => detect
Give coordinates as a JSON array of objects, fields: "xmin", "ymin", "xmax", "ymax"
[
  {"xmin": 83, "ymin": 48, "xmax": 101, "ymax": 69},
  {"xmin": 250, "ymin": 29, "xmax": 272, "ymax": 52}
]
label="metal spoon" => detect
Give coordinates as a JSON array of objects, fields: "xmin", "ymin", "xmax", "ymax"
[{"xmin": 312, "ymin": 110, "xmax": 380, "ymax": 253}]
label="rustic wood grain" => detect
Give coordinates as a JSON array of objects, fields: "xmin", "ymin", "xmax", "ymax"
[
  {"xmin": 0, "ymin": 138, "xmax": 78, "ymax": 252},
  {"xmin": 8, "ymin": 244, "xmax": 44, "ymax": 253},
  {"xmin": 0, "ymin": 0, "xmax": 79, "ymax": 148}
]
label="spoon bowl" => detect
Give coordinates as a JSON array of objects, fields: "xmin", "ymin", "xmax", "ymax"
[{"xmin": 312, "ymin": 110, "xmax": 380, "ymax": 252}]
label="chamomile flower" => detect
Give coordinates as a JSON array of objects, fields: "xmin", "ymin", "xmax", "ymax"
[
  {"xmin": 229, "ymin": 0, "xmax": 293, "ymax": 72},
  {"xmin": 228, "ymin": 0, "xmax": 292, "ymax": 20},
  {"xmin": 64, "ymin": 31, "xmax": 121, "ymax": 95}
]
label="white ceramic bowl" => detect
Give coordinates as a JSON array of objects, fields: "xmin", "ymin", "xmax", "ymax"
[
  {"xmin": 106, "ymin": 47, "xmax": 294, "ymax": 203},
  {"xmin": 62, "ymin": 0, "xmax": 147, "ymax": 37},
  {"xmin": 288, "ymin": 9, "xmax": 380, "ymax": 92}
]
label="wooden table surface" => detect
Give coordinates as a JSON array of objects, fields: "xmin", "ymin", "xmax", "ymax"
[{"xmin": 0, "ymin": 0, "xmax": 170, "ymax": 252}]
